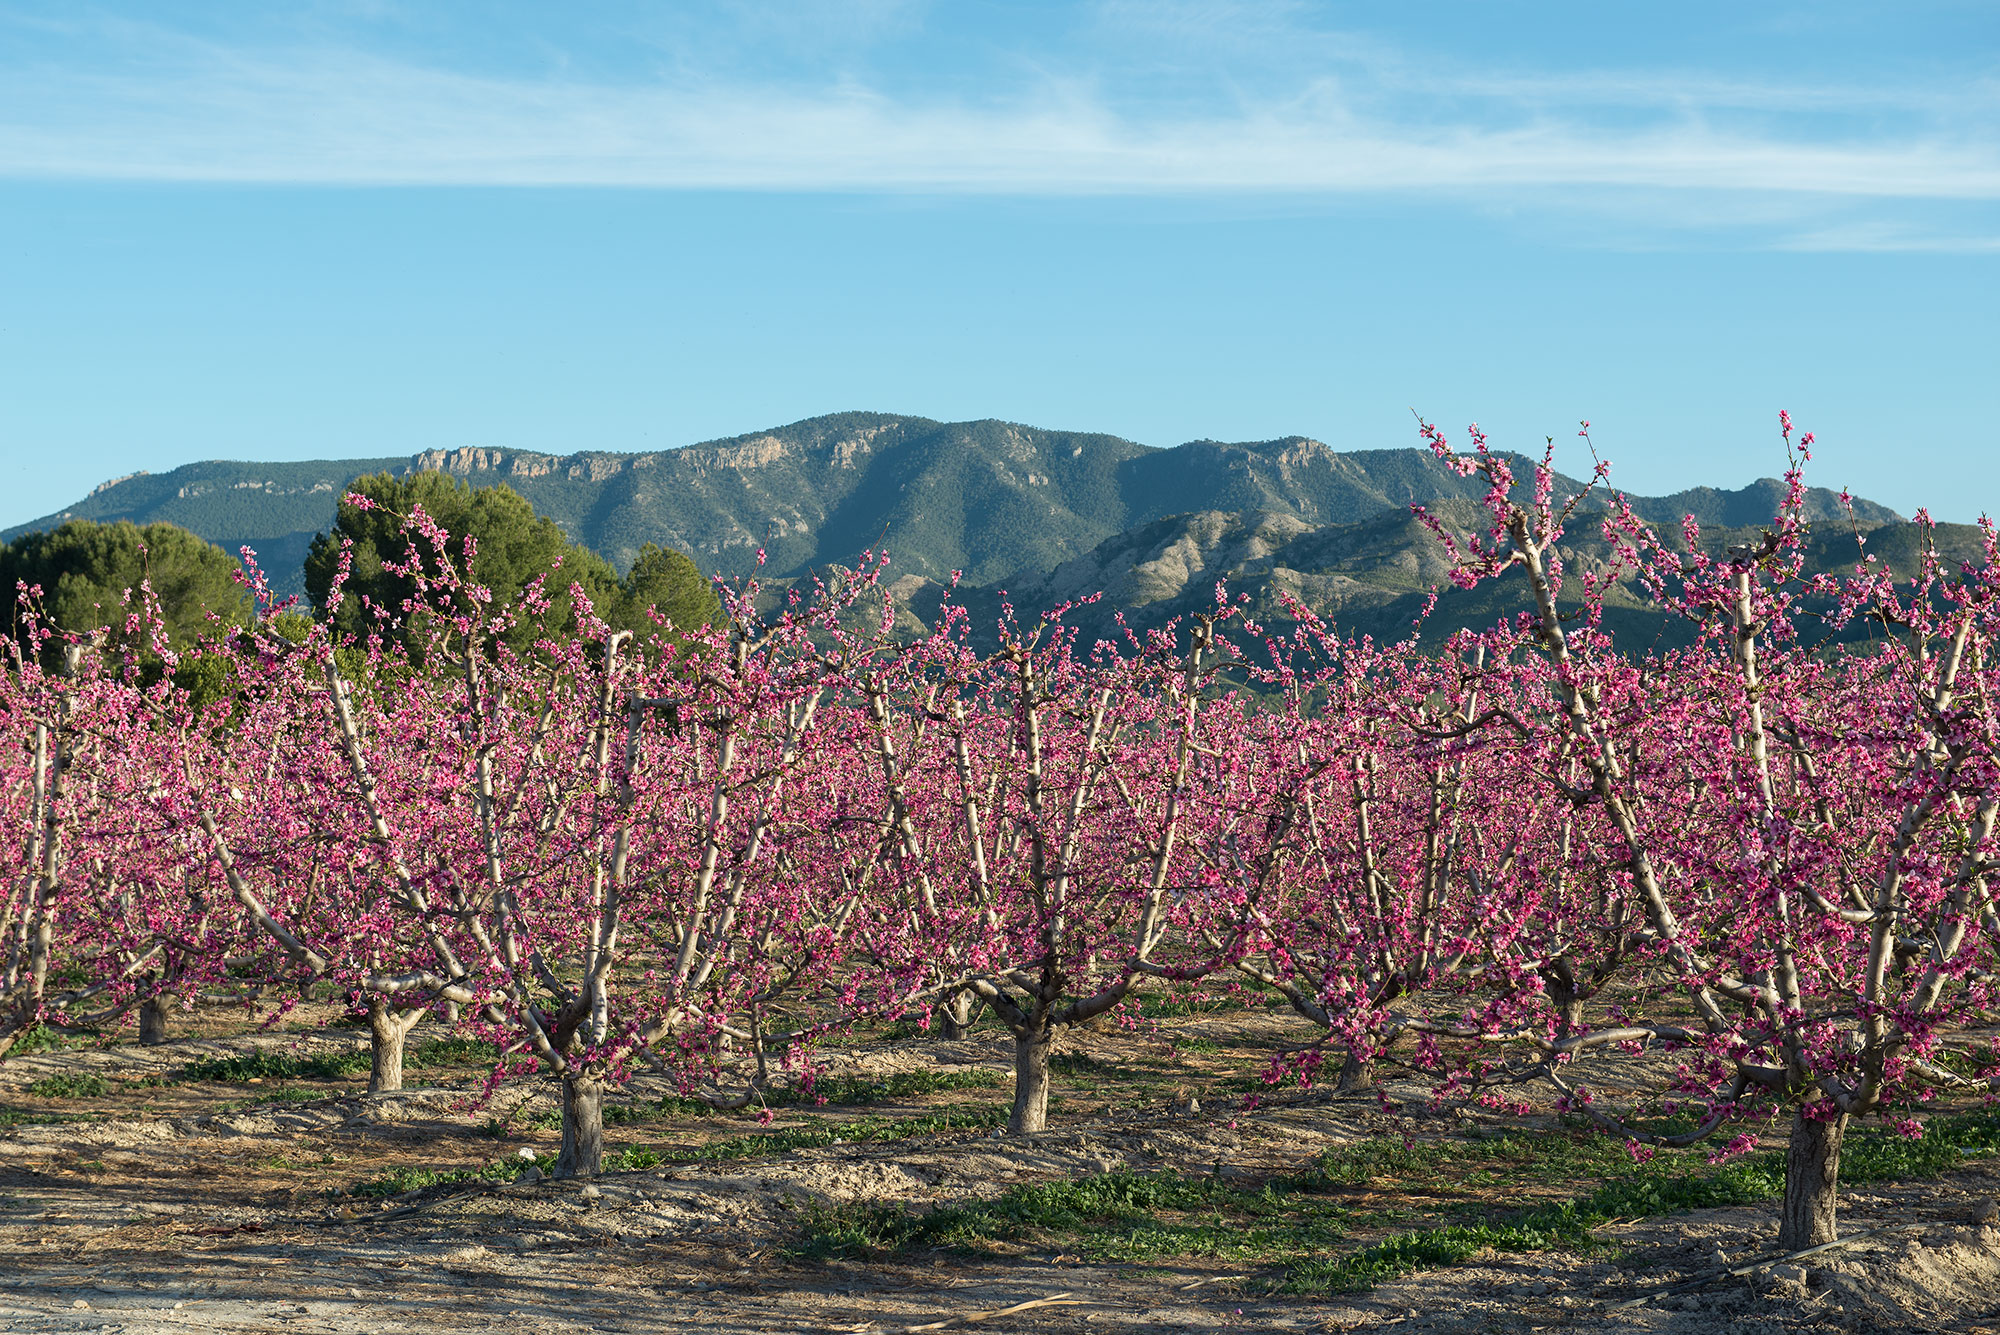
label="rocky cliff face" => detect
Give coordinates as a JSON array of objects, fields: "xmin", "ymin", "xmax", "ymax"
[{"xmin": 988, "ymin": 502, "xmax": 1480, "ymax": 645}]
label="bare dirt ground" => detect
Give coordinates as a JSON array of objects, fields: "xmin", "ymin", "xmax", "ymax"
[{"xmin": 5, "ymin": 1009, "xmax": 2000, "ymax": 1334}]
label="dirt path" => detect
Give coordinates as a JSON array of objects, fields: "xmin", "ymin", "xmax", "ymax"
[{"xmin": 7, "ymin": 1183, "xmax": 2000, "ymax": 1334}]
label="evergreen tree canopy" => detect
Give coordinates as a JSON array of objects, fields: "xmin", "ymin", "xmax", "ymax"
[
  {"xmin": 304, "ymin": 471, "xmax": 717, "ymax": 651},
  {"xmin": 613, "ymin": 543, "xmax": 722, "ymax": 643},
  {"xmin": 0, "ymin": 519, "xmax": 251, "ymax": 650}
]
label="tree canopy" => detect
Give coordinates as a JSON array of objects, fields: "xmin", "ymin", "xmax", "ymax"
[
  {"xmin": 0, "ymin": 519, "xmax": 251, "ymax": 651},
  {"xmin": 304, "ymin": 471, "xmax": 718, "ymax": 650},
  {"xmin": 612, "ymin": 542, "xmax": 721, "ymax": 641}
]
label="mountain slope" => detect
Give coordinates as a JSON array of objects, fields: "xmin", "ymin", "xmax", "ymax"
[{"xmin": 8, "ymin": 412, "xmax": 1904, "ymax": 606}]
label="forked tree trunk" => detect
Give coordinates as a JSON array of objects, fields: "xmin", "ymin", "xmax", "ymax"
[
  {"xmin": 138, "ymin": 995, "xmax": 172, "ymax": 1046},
  {"xmin": 366, "ymin": 999, "xmax": 421, "ymax": 1095},
  {"xmin": 935, "ymin": 991, "xmax": 978, "ymax": 1041},
  {"xmin": 1779, "ymin": 1111, "xmax": 1848, "ymax": 1250},
  {"xmin": 1009, "ymin": 1023, "xmax": 1054, "ymax": 1135},
  {"xmin": 557, "ymin": 1073, "xmax": 605, "ymax": 1177}
]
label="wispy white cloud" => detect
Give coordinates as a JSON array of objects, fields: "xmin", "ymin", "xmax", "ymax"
[
  {"xmin": 5, "ymin": 52, "xmax": 1995, "ymax": 198},
  {"xmin": 1780, "ymin": 222, "xmax": 2000, "ymax": 253},
  {"xmin": 1, "ymin": 6, "xmax": 1996, "ymax": 252}
]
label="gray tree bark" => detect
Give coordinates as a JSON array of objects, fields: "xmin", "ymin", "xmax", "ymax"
[
  {"xmin": 1334, "ymin": 1048, "xmax": 1374, "ymax": 1094},
  {"xmin": 1542, "ymin": 959, "xmax": 1589, "ymax": 1038},
  {"xmin": 366, "ymin": 999, "xmax": 419, "ymax": 1095},
  {"xmin": 557, "ymin": 1073, "xmax": 605, "ymax": 1177},
  {"xmin": 138, "ymin": 995, "xmax": 171, "ymax": 1046},
  {"xmin": 1008, "ymin": 1024, "xmax": 1053, "ymax": 1135},
  {"xmin": 1559, "ymin": 998, "xmax": 1587, "ymax": 1038},
  {"xmin": 1779, "ymin": 1111, "xmax": 1847, "ymax": 1250},
  {"xmin": 935, "ymin": 991, "xmax": 978, "ymax": 1041}
]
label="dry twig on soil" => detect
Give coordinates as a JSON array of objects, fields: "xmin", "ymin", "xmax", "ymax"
[{"xmin": 842, "ymin": 1291, "xmax": 1103, "ymax": 1333}]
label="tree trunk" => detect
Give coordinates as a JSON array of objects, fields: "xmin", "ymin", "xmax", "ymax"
[
  {"xmin": 1779, "ymin": 1111, "xmax": 1848, "ymax": 1250},
  {"xmin": 557, "ymin": 1073, "xmax": 605, "ymax": 1178},
  {"xmin": 1559, "ymin": 997, "xmax": 1587, "ymax": 1038},
  {"xmin": 935, "ymin": 990, "xmax": 978, "ymax": 1041},
  {"xmin": 138, "ymin": 995, "xmax": 171, "ymax": 1047},
  {"xmin": 367, "ymin": 999, "xmax": 417, "ymax": 1095},
  {"xmin": 1334, "ymin": 1048, "xmax": 1374, "ymax": 1094},
  {"xmin": 1543, "ymin": 960, "xmax": 1587, "ymax": 1038},
  {"xmin": 1008, "ymin": 1023, "xmax": 1054, "ymax": 1135}
]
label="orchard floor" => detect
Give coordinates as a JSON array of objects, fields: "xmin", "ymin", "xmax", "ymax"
[{"xmin": 3, "ymin": 1009, "xmax": 1999, "ymax": 1335}]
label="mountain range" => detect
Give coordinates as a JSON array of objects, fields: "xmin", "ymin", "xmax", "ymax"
[{"xmin": 5, "ymin": 411, "xmax": 1934, "ymax": 645}]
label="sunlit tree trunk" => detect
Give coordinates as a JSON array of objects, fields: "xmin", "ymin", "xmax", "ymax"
[
  {"xmin": 557, "ymin": 1073, "xmax": 604, "ymax": 1177},
  {"xmin": 366, "ymin": 997, "xmax": 422, "ymax": 1094},
  {"xmin": 1780, "ymin": 1112, "xmax": 1846, "ymax": 1251}
]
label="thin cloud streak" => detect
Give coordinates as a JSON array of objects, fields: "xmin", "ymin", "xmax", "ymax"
[
  {"xmin": 3, "ymin": 21, "xmax": 1998, "ymax": 235},
  {"xmin": 5, "ymin": 59, "xmax": 1997, "ymax": 200},
  {"xmin": 1779, "ymin": 223, "xmax": 2000, "ymax": 254}
]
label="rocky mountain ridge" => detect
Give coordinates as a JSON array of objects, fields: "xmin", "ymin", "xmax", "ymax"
[{"xmin": 8, "ymin": 412, "xmax": 1910, "ymax": 638}]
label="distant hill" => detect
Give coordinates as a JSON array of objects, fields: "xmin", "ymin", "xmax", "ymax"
[{"xmin": 5, "ymin": 413, "xmax": 1900, "ymax": 613}]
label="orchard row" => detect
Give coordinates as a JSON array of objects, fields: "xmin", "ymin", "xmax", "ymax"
[{"xmin": 6, "ymin": 415, "xmax": 1998, "ymax": 1251}]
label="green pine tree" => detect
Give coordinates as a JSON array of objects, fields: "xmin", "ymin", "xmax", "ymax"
[
  {"xmin": 613, "ymin": 543, "xmax": 722, "ymax": 645},
  {"xmin": 305, "ymin": 471, "xmax": 717, "ymax": 654},
  {"xmin": 0, "ymin": 519, "xmax": 251, "ymax": 650}
]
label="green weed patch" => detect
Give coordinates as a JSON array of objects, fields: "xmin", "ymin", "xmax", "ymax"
[
  {"xmin": 27, "ymin": 1072, "xmax": 110, "ymax": 1098},
  {"xmin": 343, "ymin": 1151, "xmax": 557, "ymax": 1199},
  {"xmin": 548, "ymin": 1069, "xmax": 1007, "ymax": 1132},
  {"xmin": 184, "ymin": 1037, "xmax": 500, "ymax": 1084},
  {"xmin": 1135, "ymin": 992, "xmax": 1277, "ymax": 1021},
  {"xmin": 0, "ymin": 1103, "xmax": 90, "ymax": 1127},
  {"xmin": 633, "ymin": 1103, "xmax": 1012, "ymax": 1164},
  {"xmin": 1287, "ymin": 1158, "xmax": 1782, "ymax": 1293},
  {"xmin": 1842, "ymin": 1107, "xmax": 2000, "ymax": 1182},
  {"xmin": 184, "ymin": 1050, "xmax": 368, "ymax": 1082},
  {"xmin": 796, "ymin": 1168, "xmax": 1356, "ymax": 1268},
  {"xmin": 798, "ymin": 1109, "xmax": 2000, "ymax": 1295},
  {"xmin": 600, "ymin": 1094, "xmax": 714, "ymax": 1126},
  {"xmin": 405, "ymin": 1037, "xmax": 502, "ymax": 1068},
  {"xmin": 791, "ymin": 1069, "xmax": 1005, "ymax": 1106},
  {"xmin": 218, "ymin": 1087, "xmax": 337, "ymax": 1112},
  {"xmin": 9, "ymin": 1025, "xmax": 89, "ymax": 1056}
]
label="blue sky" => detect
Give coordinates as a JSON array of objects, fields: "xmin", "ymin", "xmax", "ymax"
[{"xmin": 2, "ymin": 1, "xmax": 1996, "ymax": 528}]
